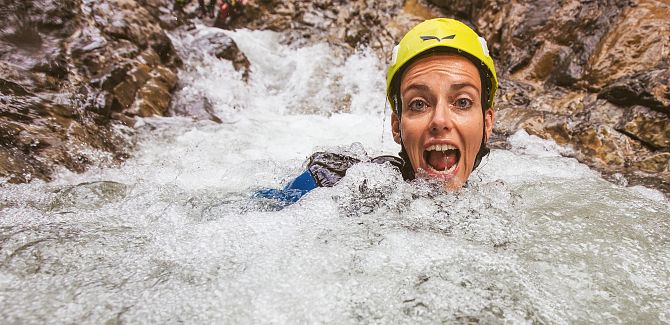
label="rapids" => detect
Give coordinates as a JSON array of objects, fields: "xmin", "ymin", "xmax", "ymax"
[{"xmin": 1, "ymin": 26, "xmax": 669, "ymax": 324}]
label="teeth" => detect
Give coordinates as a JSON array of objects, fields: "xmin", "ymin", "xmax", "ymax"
[
  {"xmin": 426, "ymin": 144, "xmax": 457, "ymax": 152},
  {"xmin": 437, "ymin": 161, "xmax": 458, "ymax": 174},
  {"xmin": 424, "ymin": 158, "xmax": 458, "ymax": 174}
]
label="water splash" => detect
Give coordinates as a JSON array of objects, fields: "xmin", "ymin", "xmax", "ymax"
[{"xmin": 1, "ymin": 26, "xmax": 669, "ymax": 324}]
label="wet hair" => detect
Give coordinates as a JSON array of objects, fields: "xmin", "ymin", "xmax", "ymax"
[{"xmin": 389, "ymin": 48, "xmax": 493, "ymax": 179}]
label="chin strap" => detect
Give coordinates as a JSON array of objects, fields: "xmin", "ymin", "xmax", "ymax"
[{"xmin": 398, "ymin": 143, "xmax": 416, "ymax": 181}]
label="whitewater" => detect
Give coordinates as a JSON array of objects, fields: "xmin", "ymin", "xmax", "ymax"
[{"xmin": 1, "ymin": 26, "xmax": 669, "ymax": 324}]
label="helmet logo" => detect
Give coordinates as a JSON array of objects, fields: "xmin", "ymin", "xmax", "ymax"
[{"xmin": 419, "ymin": 35, "xmax": 455, "ymax": 42}]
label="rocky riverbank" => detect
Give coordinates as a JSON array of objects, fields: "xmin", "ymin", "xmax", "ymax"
[
  {"xmin": 1, "ymin": 0, "xmax": 180, "ymax": 183},
  {"xmin": 1, "ymin": 0, "xmax": 668, "ymax": 194}
]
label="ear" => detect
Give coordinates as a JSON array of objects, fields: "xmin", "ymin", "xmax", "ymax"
[
  {"xmin": 484, "ymin": 108, "xmax": 494, "ymax": 140},
  {"xmin": 391, "ymin": 112, "xmax": 402, "ymax": 144}
]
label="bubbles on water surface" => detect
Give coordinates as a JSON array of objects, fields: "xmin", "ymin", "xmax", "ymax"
[
  {"xmin": 332, "ymin": 163, "xmax": 521, "ymax": 247},
  {"xmin": 49, "ymin": 181, "xmax": 129, "ymax": 211}
]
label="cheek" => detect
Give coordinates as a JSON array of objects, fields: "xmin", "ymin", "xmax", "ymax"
[
  {"xmin": 458, "ymin": 115, "xmax": 485, "ymax": 155},
  {"xmin": 399, "ymin": 119, "xmax": 426, "ymax": 163},
  {"xmin": 399, "ymin": 118, "xmax": 422, "ymax": 144}
]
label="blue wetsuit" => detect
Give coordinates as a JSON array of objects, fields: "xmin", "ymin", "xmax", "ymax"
[
  {"xmin": 255, "ymin": 152, "xmax": 411, "ymax": 204},
  {"xmin": 254, "ymin": 170, "xmax": 318, "ymax": 203}
]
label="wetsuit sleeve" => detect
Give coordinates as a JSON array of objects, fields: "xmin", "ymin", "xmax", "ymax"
[
  {"xmin": 254, "ymin": 152, "xmax": 361, "ymax": 204},
  {"xmin": 307, "ymin": 152, "xmax": 361, "ymax": 187},
  {"xmin": 254, "ymin": 170, "xmax": 318, "ymax": 203}
]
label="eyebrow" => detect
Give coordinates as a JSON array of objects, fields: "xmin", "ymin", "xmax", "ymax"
[
  {"xmin": 402, "ymin": 82, "xmax": 480, "ymax": 94},
  {"xmin": 402, "ymin": 83, "xmax": 431, "ymax": 93},
  {"xmin": 450, "ymin": 82, "xmax": 480, "ymax": 93}
]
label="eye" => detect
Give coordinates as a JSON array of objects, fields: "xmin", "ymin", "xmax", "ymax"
[
  {"xmin": 408, "ymin": 99, "xmax": 429, "ymax": 112},
  {"xmin": 454, "ymin": 97, "xmax": 473, "ymax": 109}
]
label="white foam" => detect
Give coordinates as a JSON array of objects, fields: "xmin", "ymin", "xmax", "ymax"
[
  {"xmin": 1, "ymin": 27, "xmax": 669, "ymax": 324},
  {"xmin": 629, "ymin": 185, "xmax": 668, "ymax": 203},
  {"xmin": 508, "ymin": 129, "xmax": 573, "ymax": 157}
]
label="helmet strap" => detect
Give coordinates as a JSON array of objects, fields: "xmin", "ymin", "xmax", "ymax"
[
  {"xmin": 393, "ymin": 112, "xmax": 415, "ymax": 180},
  {"xmin": 398, "ymin": 141, "xmax": 416, "ymax": 181}
]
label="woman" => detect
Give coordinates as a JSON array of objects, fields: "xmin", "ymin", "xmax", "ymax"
[{"xmin": 257, "ymin": 18, "xmax": 498, "ymax": 203}]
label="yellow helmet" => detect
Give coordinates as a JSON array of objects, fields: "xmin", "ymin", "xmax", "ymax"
[{"xmin": 386, "ymin": 18, "xmax": 498, "ymax": 113}]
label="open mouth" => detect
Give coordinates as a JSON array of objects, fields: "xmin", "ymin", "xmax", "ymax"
[{"xmin": 424, "ymin": 144, "xmax": 460, "ymax": 174}]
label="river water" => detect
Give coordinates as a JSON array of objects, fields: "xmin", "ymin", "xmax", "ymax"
[{"xmin": 1, "ymin": 26, "xmax": 669, "ymax": 324}]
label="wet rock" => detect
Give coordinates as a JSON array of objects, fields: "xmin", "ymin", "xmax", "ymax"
[
  {"xmin": 131, "ymin": 66, "xmax": 177, "ymax": 117},
  {"xmin": 599, "ymin": 69, "xmax": 670, "ymax": 114},
  {"xmin": 494, "ymin": 108, "xmax": 545, "ymax": 137},
  {"xmin": 618, "ymin": 106, "xmax": 670, "ymax": 150},
  {"xmin": 213, "ymin": 36, "xmax": 251, "ymax": 82},
  {"xmin": 0, "ymin": 77, "xmax": 32, "ymax": 97},
  {"xmin": 494, "ymin": 0, "xmax": 628, "ymax": 87},
  {"xmin": 634, "ymin": 153, "xmax": 670, "ymax": 174},
  {"xmin": 164, "ymin": 28, "xmax": 247, "ymax": 123},
  {"xmin": 90, "ymin": 56, "xmax": 178, "ymax": 119},
  {"xmin": 0, "ymin": 0, "xmax": 181, "ymax": 183},
  {"xmin": 428, "ymin": 0, "xmax": 485, "ymax": 20},
  {"xmin": 0, "ymin": 95, "xmax": 133, "ymax": 183},
  {"xmin": 30, "ymin": 54, "xmax": 69, "ymax": 80},
  {"xmin": 49, "ymin": 181, "xmax": 129, "ymax": 211},
  {"xmin": 170, "ymin": 96, "xmax": 223, "ymax": 124},
  {"xmin": 572, "ymin": 125, "xmax": 630, "ymax": 168},
  {"xmin": 585, "ymin": 0, "xmax": 670, "ymax": 88},
  {"xmin": 225, "ymin": 0, "xmax": 406, "ymax": 56}
]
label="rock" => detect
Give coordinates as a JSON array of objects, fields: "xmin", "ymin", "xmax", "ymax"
[
  {"xmin": 599, "ymin": 69, "xmax": 670, "ymax": 114},
  {"xmin": 618, "ymin": 106, "xmax": 670, "ymax": 150},
  {"xmin": 493, "ymin": 108, "xmax": 545, "ymax": 136},
  {"xmin": 585, "ymin": 0, "xmax": 670, "ymax": 88},
  {"xmin": 131, "ymin": 66, "xmax": 177, "ymax": 117},
  {"xmin": 428, "ymin": 0, "xmax": 485, "ymax": 20},
  {"xmin": 165, "ymin": 28, "xmax": 247, "ymax": 123},
  {"xmin": 496, "ymin": 0, "xmax": 627, "ymax": 87},
  {"xmin": 0, "ymin": 0, "xmax": 181, "ymax": 183},
  {"xmin": 49, "ymin": 180, "xmax": 129, "ymax": 211},
  {"xmin": 170, "ymin": 96, "xmax": 223, "ymax": 124},
  {"xmin": 0, "ymin": 95, "xmax": 133, "ymax": 183},
  {"xmin": 214, "ymin": 36, "xmax": 251, "ymax": 82},
  {"xmin": 225, "ymin": 0, "xmax": 405, "ymax": 56},
  {"xmin": 634, "ymin": 153, "xmax": 670, "ymax": 174},
  {"xmin": 571, "ymin": 125, "xmax": 629, "ymax": 167}
]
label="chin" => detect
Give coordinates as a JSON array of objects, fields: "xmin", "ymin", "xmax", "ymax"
[{"xmin": 414, "ymin": 163, "xmax": 468, "ymax": 191}]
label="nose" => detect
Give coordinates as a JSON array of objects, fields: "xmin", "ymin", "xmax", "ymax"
[{"xmin": 429, "ymin": 101, "xmax": 454, "ymax": 134}]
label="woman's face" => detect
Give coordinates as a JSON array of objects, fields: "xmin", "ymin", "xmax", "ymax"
[{"xmin": 391, "ymin": 53, "xmax": 494, "ymax": 190}]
